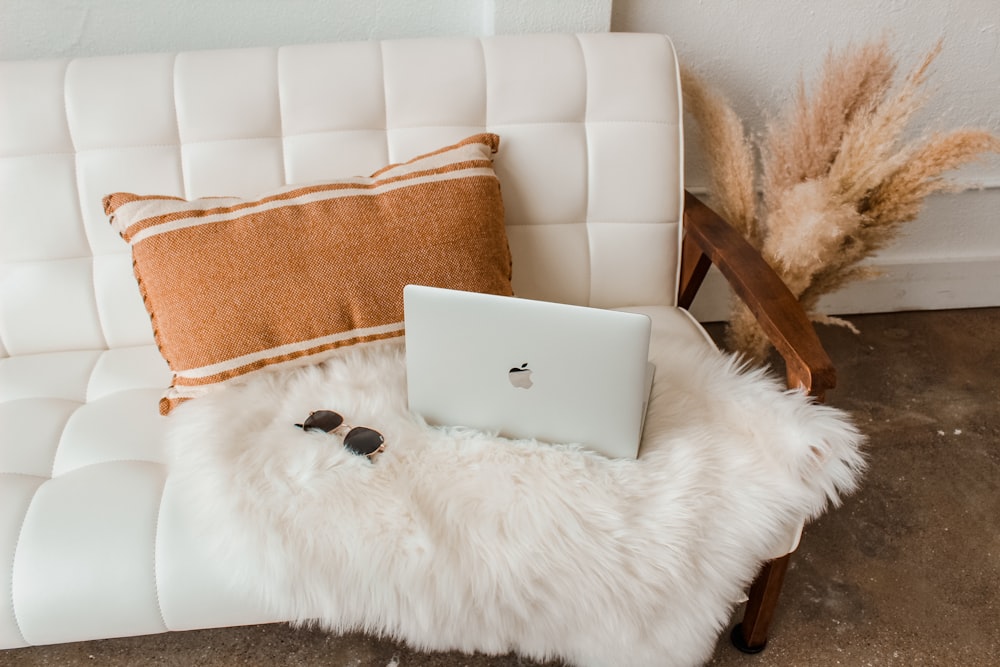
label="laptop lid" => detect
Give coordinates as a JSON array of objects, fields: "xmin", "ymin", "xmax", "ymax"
[{"xmin": 403, "ymin": 285, "xmax": 654, "ymax": 459}]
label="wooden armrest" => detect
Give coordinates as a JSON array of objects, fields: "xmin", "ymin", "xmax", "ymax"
[{"xmin": 679, "ymin": 190, "xmax": 836, "ymax": 399}]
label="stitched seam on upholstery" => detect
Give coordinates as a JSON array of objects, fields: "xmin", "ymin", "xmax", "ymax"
[
  {"xmin": 378, "ymin": 41, "xmax": 392, "ymax": 163},
  {"xmin": 48, "ymin": 399, "xmax": 88, "ymax": 479},
  {"xmin": 274, "ymin": 47, "xmax": 289, "ymax": 187},
  {"xmin": 63, "ymin": 62, "xmax": 86, "ymax": 240},
  {"xmin": 663, "ymin": 33, "xmax": 686, "ymax": 308},
  {"xmin": 1, "ymin": 255, "xmax": 104, "ymax": 267},
  {"xmin": 81, "ymin": 350, "xmax": 107, "ymax": 405},
  {"xmin": 279, "ymin": 127, "xmax": 387, "ymax": 141},
  {"xmin": 90, "ymin": 259, "xmax": 113, "ymax": 355},
  {"xmin": 0, "ymin": 471, "xmax": 49, "ymax": 480},
  {"xmin": 488, "ymin": 119, "xmax": 674, "ymax": 127},
  {"xmin": 274, "ymin": 119, "xmax": 675, "ymax": 133},
  {"xmin": 0, "ymin": 121, "xmax": 675, "ymax": 161},
  {"xmin": 150, "ymin": 469, "xmax": 170, "ymax": 632},
  {"xmin": 63, "ymin": 59, "xmax": 111, "ymax": 352},
  {"xmin": 574, "ymin": 34, "xmax": 593, "ymax": 306},
  {"xmin": 479, "ymin": 37, "xmax": 489, "ymax": 129},
  {"xmin": 341, "ymin": 119, "xmax": 673, "ymax": 132},
  {"xmin": 506, "ymin": 219, "xmax": 678, "ymax": 226},
  {"xmin": 7, "ymin": 480, "xmax": 41, "ymax": 646},
  {"xmin": 172, "ymin": 53, "xmax": 189, "ymax": 201},
  {"xmin": 50, "ymin": 457, "xmax": 167, "ymax": 476},
  {"xmin": 0, "ymin": 150, "xmax": 75, "ymax": 159},
  {"xmin": 97, "ymin": 135, "xmax": 287, "ymax": 150},
  {"xmin": 59, "ymin": 59, "xmax": 76, "ymax": 155}
]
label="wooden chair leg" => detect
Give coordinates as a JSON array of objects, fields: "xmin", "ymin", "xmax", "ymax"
[{"xmin": 731, "ymin": 553, "xmax": 792, "ymax": 653}]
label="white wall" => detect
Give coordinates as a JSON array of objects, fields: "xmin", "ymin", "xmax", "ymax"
[
  {"xmin": 4, "ymin": 0, "xmax": 998, "ymax": 319},
  {"xmin": 0, "ymin": 0, "xmax": 611, "ymax": 60},
  {"xmin": 613, "ymin": 0, "xmax": 1000, "ymax": 320}
]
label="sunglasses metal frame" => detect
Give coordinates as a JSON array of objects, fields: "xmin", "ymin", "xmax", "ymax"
[{"xmin": 295, "ymin": 410, "xmax": 385, "ymax": 459}]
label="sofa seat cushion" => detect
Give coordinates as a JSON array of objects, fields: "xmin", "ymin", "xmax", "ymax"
[{"xmin": 0, "ymin": 344, "xmax": 284, "ymax": 648}]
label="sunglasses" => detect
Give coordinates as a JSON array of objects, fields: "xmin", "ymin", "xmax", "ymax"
[{"xmin": 295, "ymin": 410, "xmax": 386, "ymax": 459}]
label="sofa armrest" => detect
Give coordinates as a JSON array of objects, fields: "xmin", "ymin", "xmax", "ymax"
[{"xmin": 678, "ymin": 190, "xmax": 836, "ymax": 400}]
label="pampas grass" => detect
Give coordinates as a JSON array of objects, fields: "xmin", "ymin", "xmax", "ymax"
[
  {"xmin": 680, "ymin": 67, "xmax": 759, "ymax": 243},
  {"xmin": 683, "ymin": 39, "xmax": 1000, "ymax": 361}
]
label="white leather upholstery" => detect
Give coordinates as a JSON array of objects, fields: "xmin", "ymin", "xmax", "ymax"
[{"xmin": 0, "ymin": 33, "xmax": 687, "ymax": 648}]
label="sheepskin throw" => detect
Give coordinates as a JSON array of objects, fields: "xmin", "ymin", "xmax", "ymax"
[{"xmin": 168, "ymin": 329, "xmax": 864, "ymax": 667}]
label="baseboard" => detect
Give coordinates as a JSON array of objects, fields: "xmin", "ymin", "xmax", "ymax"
[
  {"xmin": 685, "ymin": 184, "xmax": 1000, "ymax": 322},
  {"xmin": 687, "ymin": 255, "xmax": 1000, "ymax": 323}
]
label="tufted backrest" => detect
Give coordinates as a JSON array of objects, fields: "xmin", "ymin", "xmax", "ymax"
[
  {"xmin": 0, "ymin": 33, "xmax": 684, "ymax": 650},
  {"xmin": 0, "ymin": 33, "xmax": 682, "ymax": 360}
]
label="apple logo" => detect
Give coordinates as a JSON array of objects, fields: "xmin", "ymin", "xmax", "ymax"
[{"xmin": 508, "ymin": 362, "xmax": 533, "ymax": 389}]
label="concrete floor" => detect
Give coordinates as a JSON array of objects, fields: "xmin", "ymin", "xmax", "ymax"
[{"xmin": 3, "ymin": 308, "xmax": 998, "ymax": 666}]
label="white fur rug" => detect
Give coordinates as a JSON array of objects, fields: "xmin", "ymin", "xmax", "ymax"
[{"xmin": 167, "ymin": 332, "xmax": 864, "ymax": 667}]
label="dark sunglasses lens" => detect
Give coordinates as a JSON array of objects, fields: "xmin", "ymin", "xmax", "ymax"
[
  {"xmin": 302, "ymin": 410, "xmax": 344, "ymax": 432},
  {"xmin": 343, "ymin": 427, "xmax": 384, "ymax": 456}
]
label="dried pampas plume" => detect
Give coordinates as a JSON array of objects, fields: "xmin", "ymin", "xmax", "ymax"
[{"xmin": 683, "ymin": 39, "xmax": 1000, "ymax": 362}]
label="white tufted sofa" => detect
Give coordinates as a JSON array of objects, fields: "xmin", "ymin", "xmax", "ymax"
[{"xmin": 0, "ymin": 32, "xmax": 828, "ymax": 653}]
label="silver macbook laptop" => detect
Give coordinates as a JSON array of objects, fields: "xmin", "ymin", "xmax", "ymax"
[{"xmin": 403, "ymin": 284, "xmax": 655, "ymax": 459}]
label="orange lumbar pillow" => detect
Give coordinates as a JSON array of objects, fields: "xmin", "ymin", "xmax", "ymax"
[{"xmin": 105, "ymin": 133, "xmax": 512, "ymax": 414}]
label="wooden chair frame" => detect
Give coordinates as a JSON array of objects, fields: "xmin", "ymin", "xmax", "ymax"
[{"xmin": 679, "ymin": 191, "xmax": 837, "ymax": 653}]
